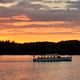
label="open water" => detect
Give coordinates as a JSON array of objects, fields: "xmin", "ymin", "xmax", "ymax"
[{"xmin": 0, "ymin": 55, "xmax": 80, "ymax": 80}]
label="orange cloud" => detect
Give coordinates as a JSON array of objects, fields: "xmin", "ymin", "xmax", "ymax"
[
  {"xmin": 2, "ymin": 21, "xmax": 65, "ymax": 27},
  {"xmin": 0, "ymin": 14, "xmax": 31, "ymax": 21},
  {"xmin": 0, "ymin": 15, "xmax": 79, "ymax": 43},
  {"xmin": 12, "ymin": 21, "xmax": 65, "ymax": 26},
  {"xmin": 0, "ymin": 27, "xmax": 78, "ymax": 35},
  {"xmin": 11, "ymin": 15, "xmax": 31, "ymax": 21},
  {"xmin": 0, "ymin": 17, "xmax": 10, "ymax": 20}
]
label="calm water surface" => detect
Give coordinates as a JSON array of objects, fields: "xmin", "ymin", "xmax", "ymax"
[{"xmin": 0, "ymin": 55, "xmax": 80, "ymax": 80}]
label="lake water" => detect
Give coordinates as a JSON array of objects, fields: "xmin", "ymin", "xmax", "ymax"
[{"xmin": 0, "ymin": 55, "xmax": 80, "ymax": 80}]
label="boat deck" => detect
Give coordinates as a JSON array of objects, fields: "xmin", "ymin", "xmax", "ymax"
[{"xmin": 33, "ymin": 55, "xmax": 72, "ymax": 62}]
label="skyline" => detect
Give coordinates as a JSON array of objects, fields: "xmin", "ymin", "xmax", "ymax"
[{"xmin": 0, "ymin": 0, "xmax": 80, "ymax": 43}]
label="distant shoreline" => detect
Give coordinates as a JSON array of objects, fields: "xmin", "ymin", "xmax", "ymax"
[{"xmin": 0, "ymin": 40, "xmax": 80, "ymax": 55}]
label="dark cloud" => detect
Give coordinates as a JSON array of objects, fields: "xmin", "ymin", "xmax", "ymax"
[
  {"xmin": 0, "ymin": 0, "xmax": 16, "ymax": 3},
  {"xmin": 25, "ymin": 10, "xmax": 80, "ymax": 22},
  {"xmin": 12, "ymin": 0, "xmax": 80, "ymax": 22},
  {"xmin": 67, "ymin": 1, "xmax": 80, "ymax": 10}
]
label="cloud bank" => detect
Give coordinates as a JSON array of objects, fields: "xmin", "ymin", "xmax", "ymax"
[{"xmin": 0, "ymin": 0, "xmax": 80, "ymax": 41}]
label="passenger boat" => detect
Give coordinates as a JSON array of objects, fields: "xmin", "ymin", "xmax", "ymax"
[{"xmin": 33, "ymin": 54, "xmax": 72, "ymax": 62}]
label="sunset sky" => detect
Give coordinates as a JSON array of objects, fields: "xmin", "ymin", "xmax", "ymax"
[{"xmin": 0, "ymin": 0, "xmax": 80, "ymax": 43}]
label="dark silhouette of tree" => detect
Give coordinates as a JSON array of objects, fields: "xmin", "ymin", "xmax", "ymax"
[
  {"xmin": 57, "ymin": 40, "xmax": 80, "ymax": 55},
  {"xmin": 0, "ymin": 40, "xmax": 80, "ymax": 55}
]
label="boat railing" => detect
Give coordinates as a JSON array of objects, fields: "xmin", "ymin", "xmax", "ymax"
[{"xmin": 33, "ymin": 55, "xmax": 72, "ymax": 59}]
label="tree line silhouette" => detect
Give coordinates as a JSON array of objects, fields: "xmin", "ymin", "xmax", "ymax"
[{"xmin": 0, "ymin": 40, "xmax": 80, "ymax": 55}]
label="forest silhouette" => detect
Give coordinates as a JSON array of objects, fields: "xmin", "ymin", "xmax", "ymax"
[{"xmin": 0, "ymin": 40, "xmax": 80, "ymax": 55}]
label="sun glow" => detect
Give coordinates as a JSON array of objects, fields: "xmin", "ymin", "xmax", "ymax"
[{"xmin": 0, "ymin": 26, "xmax": 80, "ymax": 43}]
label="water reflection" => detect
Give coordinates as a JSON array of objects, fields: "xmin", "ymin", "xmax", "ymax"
[{"xmin": 0, "ymin": 56, "xmax": 80, "ymax": 80}]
